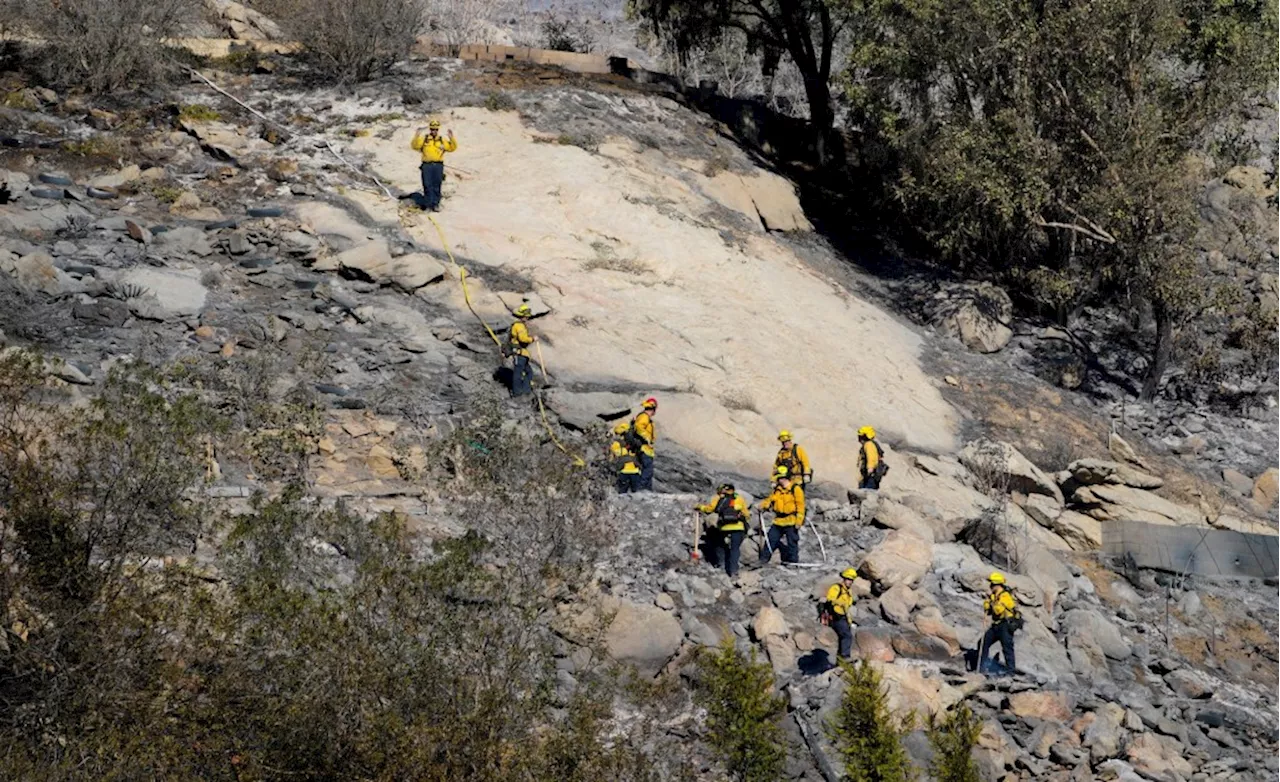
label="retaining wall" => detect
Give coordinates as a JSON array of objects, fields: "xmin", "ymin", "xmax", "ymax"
[{"xmin": 1102, "ymin": 520, "xmax": 1279, "ymax": 579}]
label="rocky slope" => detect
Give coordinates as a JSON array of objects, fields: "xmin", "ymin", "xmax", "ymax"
[{"xmin": 1, "ymin": 53, "xmax": 1278, "ymax": 781}]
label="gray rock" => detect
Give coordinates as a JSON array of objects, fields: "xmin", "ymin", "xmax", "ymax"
[
  {"xmin": 1068, "ymin": 458, "xmax": 1164, "ymax": 490},
  {"xmin": 117, "ymin": 268, "xmax": 208, "ymax": 317},
  {"xmin": 1063, "ymin": 608, "xmax": 1133, "ymax": 660},
  {"xmin": 878, "ymin": 584, "xmax": 917, "ymax": 625},
  {"xmin": 154, "ymin": 226, "xmax": 214, "ymax": 257},
  {"xmin": 1165, "ymin": 668, "xmax": 1215, "ymax": 700},
  {"xmin": 960, "ymin": 439, "xmax": 1064, "ymax": 504}
]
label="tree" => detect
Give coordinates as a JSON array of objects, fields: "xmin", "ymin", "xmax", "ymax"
[
  {"xmin": 629, "ymin": 0, "xmax": 851, "ymax": 162},
  {"xmin": 696, "ymin": 640, "xmax": 787, "ymax": 782},
  {"xmin": 842, "ymin": 0, "xmax": 1276, "ymax": 398},
  {"xmin": 926, "ymin": 705, "xmax": 983, "ymax": 782},
  {"xmin": 828, "ymin": 659, "xmax": 916, "ymax": 782}
]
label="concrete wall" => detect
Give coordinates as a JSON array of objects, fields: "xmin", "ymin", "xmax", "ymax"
[{"xmin": 1103, "ymin": 521, "xmax": 1279, "ymax": 579}]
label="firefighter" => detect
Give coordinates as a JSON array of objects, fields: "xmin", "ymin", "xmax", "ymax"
[
  {"xmin": 609, "ymin": 422, "xmax": 642, "ymax": 493},
  {"xmin": 758, "ymin": 466, "xmax": 805, "ymax": 564},
  {"xmin": 410, "ymin": 119, "xmax": 457, "ymax": 211},
  {"xmin": 694, "ymin": 483, "xmax": 750, "ymax": 577},
  {"xmin": 508, "ymin": 305, "xmax": 535, "ymax": 397},
  {"xmin": 631, "ymin": 398, "xmax": 658, "ymax": 490},
  {"xmin": 775, "ymin": 430, "xmax": 812, "ymax": 485},
  {"xmin": 980, "ymin": 572, "xmax": 1021, "ymax": 675}
]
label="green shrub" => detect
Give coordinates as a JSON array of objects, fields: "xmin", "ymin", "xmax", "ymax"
[
  {"xmin": 828, "ymin": 659, "xmax": 917, "ymax": 782},
  {"xmin": 696, "ymin": 640, "xmax": 787, "ymax": 782},
  {"xmin": 0, "ymin": 360, "xmax": 654, "ymax": 781},
  {"xmin": 177, "ymin": 103, "xmax": 222, "ymax": 122},
  {"xmin": 926, "ymin": 704, "xmax": 983, "ymax": 782}
]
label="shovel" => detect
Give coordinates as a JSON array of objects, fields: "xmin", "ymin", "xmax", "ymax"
[{"xmin": 691, "ymin": 512, "xmax": 702, "ymax": 561}]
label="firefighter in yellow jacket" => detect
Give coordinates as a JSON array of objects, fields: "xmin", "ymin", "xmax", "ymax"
[
  {"xmin": 410, "ymin": 119, "xmax": 457, "ymax": 211},
  {"xmin": 508, "ymin": 305, "xmax": 535, "ymax": 397},
  {"xmin": 775, "ymin": 430, "xmax": 812, "ymax": 485},
  {"xmin": 609, "ymin": 422, "xmax": 641, "ymax": 494},
  {"xmin": 857, "ymin": 426, "xmax": 887, "ymax": 490},
  {"xmin": 822, "ymin": 567, "xmax": 859, "ymax": 660},
  {"xmin": 758, "ymin": 466, "xmax": 805, "ymax": 564},
  {"xmin": 694, "ymin": 483, "xmax": 750, "ymax": 577},
  {"xmin": 980, "ymin": 572, "xmax": 1020, "ymax": 675},
  {"xmin": 631, "ymin": 398, "xmax": 658, "ymax": 490}
]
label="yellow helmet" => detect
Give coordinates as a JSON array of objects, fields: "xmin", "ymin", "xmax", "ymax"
[
  {"xmin": 613, "ymin": 422, "xmax": 629, "ymax": 435},
  {"xmin": 774, "ymin": 466, "xmax": 789, "ymax": 479},
  {"xmin": 857, "ymin": 425, "xmax": 876, "ymax": 439},
  {"xmin": 988, "ymin": 572, "xmax": 1006, "ymax": 585},
  {"xmin": 841, "ymin": 567, "xmax": 858, "ymax": 580},
  {"xmin": 514, "ymin": 304, "xmax": 532, "ymax": 317},
  {"xmin": 428, "ymin": 119, "xmax": 441, "ymax": 129},
  {"xmin": 778, "ymin": 430, "xmax": 792, "ymax": 442}
]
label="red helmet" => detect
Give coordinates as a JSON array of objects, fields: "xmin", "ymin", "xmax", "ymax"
[{"xmin": 642, "ymin": 397, "xmax": 658, "ymax": 409}]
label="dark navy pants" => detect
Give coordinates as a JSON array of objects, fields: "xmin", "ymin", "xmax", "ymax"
[
  {"xmin": 707, "ymin": 529, "xmax": 745, "ymax": 577},
  {"xmin": 980, "ymin": 621, "xmax": 1017, "ymax": 674},
  {"xmin": 512, "ymin": 354, "xmax": 532, "ymax": 396},
  {"xmin": 760, "ymin": 524, "xmax": 800, "ymax": 563},
  {"xmin": 832, "ymin": 614, "xmax": 853, "ymax": 659},
  {"xmin": 638, "ymin": 452, "xmax": 654, "ymax": 490},
  {"xmin": 420, "ymin": 162, "xmax": 443, "ymax": 210},
  {"xmin": 616, "ymin": 471, "xmax": 640, "ymax": 493}
]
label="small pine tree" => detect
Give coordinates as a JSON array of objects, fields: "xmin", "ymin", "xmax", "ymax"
[
  {"xmin": 926, "ymin": 704, "xmax": 983, "ymax": 782},
  {"xmin": 828, "ymin": 659, "xmax": 916, "ymax": 782},
  {"xmin": 696, "ymin": 640, "xmax": 787, "ymax": 782}
]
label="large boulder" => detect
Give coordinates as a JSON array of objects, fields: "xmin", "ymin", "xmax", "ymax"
[
  {"xmin": 871, "ymin": 498, "xmax": 937, "ymax": 542},
  {"xmin": 860, "ymin": 529, "xmax": 933, "ymax": 588},
  {"xmin": 1046, "ymin": 509, "xmax": 1103, "ymax": 551},
  {"xmin": 1007, "ymin": 690, "xmax": 1075, "ymax": 722},
  {"xmin": 874, "ymin": 661, "xmax": 963, "ymax": 718},
  {"xmin": 1082, "ymin": 703, "xmax": 1128, "ymax": 764},
  {"xmin": 751, "ymin": 605, "xmax": 789, "ymax": 640},
  {"xmin": 933, "ymin": 283, "xmax": 1013, "ymax": 353},
  {"xmin": 878, "ymin": 584, "xmax": 918, "ymax": 625},
  {"xmin": 1071, "ymin": 484, "xmax": 1201, "ymax": 526},
  {"xmin": 1124, "ymin": 733, "xmax": 1193, "ymax": 779},
  {"xmin": 1068, "ymin": 458, "xmax": 1164, "ymax": 490},
  {"xmin": 1016, "ymin": 543, "xmax": 1074, "ymax": 612},
  {"xmin": 960, "ymin": 440, "xmax": 1064, "ymax": 504},
  {"xmin": 117, "ymin": 267, "xmax": 209, "ymax": 318},
  {"xmin": 1253, "ymin": 468, "xmax": 1279, "ymax": 508},
  {"xmin": 1062, "ymin": 609, "xmax": 1132, "ymax": 661},
  {"xmin": 604, "ymin": 599, "xmax": 683, "ymax": 677},
  {"xmin": 338, "ymin": 241, "xmax": 448, "ymax": 291},
  {"xmin": 911, "ymin": 606, "xmax": 961, "ymax": 656}
]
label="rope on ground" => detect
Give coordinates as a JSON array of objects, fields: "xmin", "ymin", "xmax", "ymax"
[
  {"xmin": 187, "ymin": 68, "xmax": 584, "ymax": 469},
  {"xmin": 423, "ymin": 214, "xmax": 585, "ymax": 468}
]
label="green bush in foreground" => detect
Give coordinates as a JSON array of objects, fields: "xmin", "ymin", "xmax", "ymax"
[
  {"xmin": 696, "ymin": 640, "xmax": 787, "ymax": 782},
  {"xmin": 829, "ymin": 658, "xmax": 916, "ymax": 782}
]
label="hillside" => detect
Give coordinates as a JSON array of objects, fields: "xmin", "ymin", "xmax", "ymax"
[{"xmin": 1, "ymin": 50, "xmax": 1278, "ymax": 781}]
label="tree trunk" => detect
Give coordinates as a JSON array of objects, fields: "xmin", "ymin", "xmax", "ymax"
[
  {"xmin": 802, "ymin": 71, "xmax": 835, "ymax": 165},
  {"xmin": 1140, "ymin": 305, "xmax": 1173, "ymax": 401}
]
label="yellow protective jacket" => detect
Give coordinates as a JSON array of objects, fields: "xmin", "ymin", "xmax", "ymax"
[
  {"xmin": 632, "ymin": 411, "xmax": 655, "ymax": 457},
  {"xmin": 825, "ymin": 583, "xmax": 854, "ymax": 616},
  {"xmin": 859, "ymin": 440, "xmax": 880, "ymax": 477},
  {"xmin": 411, "ymin": 132, "xmax": 457, "ymax": 163},
  {"xmin": 509, "ymin": 321, "xmax": 533, "ymax": 358},
  {"xmin": 775, "ymin": 444, "xmax": 811, "ymax": 482},
  {"xmin": 984, "ymin": 589, "xmax": 1019, "ymax": 622},
  {"xmin": 696, "ymin": 493, "xmax": 749, "ymax": 532},
  {"xmin": 760, "ymin": 483, "xmax": 805, "ymax": 527},
  {"xmin": 610, "ymin": 440, "xmax": 640, "ymax": 474}
]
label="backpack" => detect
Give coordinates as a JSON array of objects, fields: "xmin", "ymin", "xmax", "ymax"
[
  {"xmin": 868, "ymin": 441, "xmax": 889, "ymax": 479},
  {"xmin": 622, "ymin": 419, "xmax": 646, "ymax": 454}
]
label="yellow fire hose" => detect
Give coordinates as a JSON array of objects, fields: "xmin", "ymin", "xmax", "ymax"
[
  {"xmin": 187, "ymin": 67, "xmax": 586, "ymax": 469},
  {"xmin": 422, "ymin": 213, "xmax": 585, "ymax": 467}
]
